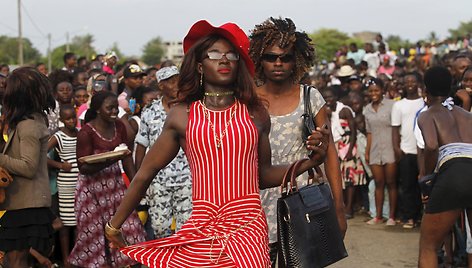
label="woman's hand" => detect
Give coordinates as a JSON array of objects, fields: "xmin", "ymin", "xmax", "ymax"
[
  {"xmin": 306, "ymin": 124, "xmax": 330, "ymax": 166},
  {"xmin": 393, "ymin": 147, "xmax": 404, "ymax": 163},
  {"xmin": 61, "ymin": 161, "xmax": 72, "ymax": 172},
  {"xmin": 105, "ymin": 223, "xmax": 128, "ymax": 249}
]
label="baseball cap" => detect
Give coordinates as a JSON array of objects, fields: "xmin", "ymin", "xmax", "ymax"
[
  {"xmin": 156, "ymin": 66, "xmax": 179, "ymax": 83},
  {"xmin": 124, "ymin": 64, "xmax": 146, "ymax": 78}
]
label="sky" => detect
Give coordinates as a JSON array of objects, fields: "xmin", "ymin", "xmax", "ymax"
[{"xmin": 1, "ymin": 0, "xmax": 471, "ymax": 57}]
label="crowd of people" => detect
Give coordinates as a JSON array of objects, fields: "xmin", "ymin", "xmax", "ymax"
[{"xmin": 0, "ymin": 16, "xmax": 471, "ymax": 268}]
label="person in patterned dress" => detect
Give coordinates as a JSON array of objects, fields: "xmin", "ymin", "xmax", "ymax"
[
  {"xmin": 248, "ymin": 17, "xmax": 347, "ymax": 266},
  {"xmin": 105, "ymin": 20, "xmax": 329, "ymax": 268},
  {"xmin": 69, "ymin": 91, "xmax": 146, "ymax": 267},
  {"xmin": 135, "ymin": 66, "xmax": 192, "ymax": 239},
  {"xmin": 322, "ymin": 87, "xmax": 366, "ymax": 219}
]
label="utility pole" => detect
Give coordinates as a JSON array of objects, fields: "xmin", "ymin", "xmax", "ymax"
[
  {"xmin": 66, "ymin": 32, "xmax": 70, "ymax": 52},
  {"xmin": 17, "ymin": 0, "xmax": 24, "ymax": 65},
  {"xmin": 47, "ymin": 33, "xmax": 52, "ymax": 73}
]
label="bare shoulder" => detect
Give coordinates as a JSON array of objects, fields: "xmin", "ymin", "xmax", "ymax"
[
  {"xmin": 455, "ymin": 105, "xmax": 472, "ymax": 117},
  {"xmin": 453, "ymin": 106, "xmax": 472, "ymax": 126},
  {"xmin": 165, "ymin": 103, "xmax": 189, "ymax": 136},
  {"xmin": 417, "ymin": 109, "xmax": 433, "ymax": 125}
]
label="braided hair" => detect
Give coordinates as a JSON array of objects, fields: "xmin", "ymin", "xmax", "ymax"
[{"xmin": 249, "ymin": 17, "xmax": 315, "ymax": 83}]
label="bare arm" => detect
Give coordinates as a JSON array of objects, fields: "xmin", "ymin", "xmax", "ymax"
[
  {"xmin": 121, "ymin": 154, "xmax": 136, "ymax": 182},
  {"xmin": 392, "ymin": 126, "xmax": 403, "ymax": 162},
  {"xmin": 134, "ymin": 144, "xmax": 146, "ymax": 170},
  {"xmin": 315, "ymin": 106, "xmax": 347, "ymax": 238},
  {"xmin": 366, "ymin": 133, "xmax": 372, "ymax": 164},
  {"xmin": 119, "ymin": 116, "xmax": 135, "ymax": 149},
  {"xmin": 417, "ymin": 147, "xmax": 425, "ymax": 177},
  {"xmin": 46, "ymin": 136, "xmax": 63, "ymax": 169},
  {"xmin": 110, "ymin": 109, "xmax": 183, "ymax": 230}
]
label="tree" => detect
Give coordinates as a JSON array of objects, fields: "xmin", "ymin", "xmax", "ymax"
[
  {"xmin": 71, "ymin": 34, "xmax": 95, "ymax": 59},
  {"xmin": 385, "ymin": 35, "xmax": 411, "ymax": 52},
  {"xmin": 50, "ymin": 34, "xmax": 97, "ymax": 69},
  {"xmin": 427, "ymin": 31, "xmax": 438, "ymax": 43},
  {"xmin": 0, "ymin": 35, "xmax": 42, "ymax": 65},
  {"xmin": 309, "ymin": 29, "xmax": 350, "ymax": 62},
  {"xmin": 449, "ymin": 19, "xmax": 472, "ymax": 39},
  {"xmin": 142, "ymin": 37, "xmax": 165, "ymax": 66}
]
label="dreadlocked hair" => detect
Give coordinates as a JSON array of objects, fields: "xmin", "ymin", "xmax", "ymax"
[{"xmin": 249, "ymin": 17, "xmax": 315, "ymax": 83}]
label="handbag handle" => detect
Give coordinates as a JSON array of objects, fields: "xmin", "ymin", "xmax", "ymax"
[
  {"xmin": 303, "ymin": 85, "xmax": 312, "ymax": 117},
  {"xmin": 280, "ymin": 159, "xmax": 325, "ymax": 196}
]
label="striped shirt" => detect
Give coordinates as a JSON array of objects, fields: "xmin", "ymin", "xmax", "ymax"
[{"xmin": 121, "ymin": 100, "xmax": 270, "ymax": 267}]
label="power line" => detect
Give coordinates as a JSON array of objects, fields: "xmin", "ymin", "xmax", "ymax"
[
  {"xmin": 0, "ymin": 21, "xmax": 16, "ymax": 32},
  {"xmin": 20, "ymin": 1, "xmax": 47, "ymax": 38}
]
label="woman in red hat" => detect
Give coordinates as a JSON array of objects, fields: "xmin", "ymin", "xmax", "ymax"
[{"xmin": 105, "ymin": 20, "xmax": 329, "ymax": 268}]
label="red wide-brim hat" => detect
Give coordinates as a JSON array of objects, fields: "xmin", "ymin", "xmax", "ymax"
[{"xmin": 183, "ymin": 20, "xmax": 255, "ymax": 76}]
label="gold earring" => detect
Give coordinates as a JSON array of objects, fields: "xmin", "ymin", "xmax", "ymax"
[{"xmin": 200, "ymin": 73, "xmax": 203, "ymax": 87}]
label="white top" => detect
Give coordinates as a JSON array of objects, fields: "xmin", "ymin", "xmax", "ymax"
[
  {"xmin": 391, "ymin": 97, "xmax": 425, "ymax": 154},
  {"xmin": 414, "ymin": 105, "xmax": 428, "ymax": 150},
  {"xmin": 331, "ymin": 101, "xmax": 354, "ymax": 143},
  {"xmin": 363, "ymin": 52, "xmax": 380, "ymax": 73}
]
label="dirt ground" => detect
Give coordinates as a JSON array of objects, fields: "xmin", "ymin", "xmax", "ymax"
[{"xmin": 330, "ymin": 213, "xmax": 420, "ymax": 268}]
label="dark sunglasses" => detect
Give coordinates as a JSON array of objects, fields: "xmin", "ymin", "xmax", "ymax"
[
  {"xmin": 205, "ymin": 51, "xmax": 239, "ymax": 61},
  {"xmin": 261, "ymin": 53, "xmax": 295, "ymax": 63}
]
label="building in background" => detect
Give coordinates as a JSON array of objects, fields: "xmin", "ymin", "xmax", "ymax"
[{"xmin": 162, "ymin": 41, "xmax": 184, "ymax": 65}]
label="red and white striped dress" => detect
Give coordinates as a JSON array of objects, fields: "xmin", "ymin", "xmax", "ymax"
[{"xmin": 121, "ymin": 100, "xmax": 270, "ymax": 268}]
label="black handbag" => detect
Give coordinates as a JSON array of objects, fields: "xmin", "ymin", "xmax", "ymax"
[
  {"xmin": 277, "ymin": 160, "xmax": 348, "ymax": 268},
  {"xmin": 301, "ymin": 85, "xmax": 316, "ymax": 143}
]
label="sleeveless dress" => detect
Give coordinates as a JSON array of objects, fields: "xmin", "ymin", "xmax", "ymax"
[
  {"xmin": 53, "ymin": 130, "xmax": 79, "ymax": 226},
  {"xmin": 338, "ymin": 119, "xmax": 366, "ymax": 188},
  {"xmin": 121, "ymin": 100, "xmax": 270, "ymax": 268},
  {"xmin": 69, "ymin": 121, "xmax": 146, "ymax": 267}
]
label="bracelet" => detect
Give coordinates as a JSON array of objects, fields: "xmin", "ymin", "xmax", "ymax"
[{"xmin": 105, "ymin": 221, "xmax": 121, "ymax": 236}]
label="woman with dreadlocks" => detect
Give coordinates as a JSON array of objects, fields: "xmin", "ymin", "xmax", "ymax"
[{"xmin": 249, "ymin": 17, "xmax": 347, "ymax": 266}]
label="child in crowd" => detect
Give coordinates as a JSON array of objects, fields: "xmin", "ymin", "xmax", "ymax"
[
  {"xmin": 73, "ymin": 86, "xmax": 89, "ymax": 111},
  {"xmin": 128, "ymin": 86, "xmax": 159, "ymax": 143},
  {"xmin": 47, "ymin": 104, "xmax": 79, "ymax": 268}
]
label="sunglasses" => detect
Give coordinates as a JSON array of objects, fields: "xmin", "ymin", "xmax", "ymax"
[
  {"xmin": 261, "ymin": 53, "xmax": 295, "ymax": 63},
  {"xmin": 93, "ymin": 80, "xmax": 106, "ymax": 91},
  {"xmin": 205, "ymin": 51, "xmax": 240, "ymax": 61}
]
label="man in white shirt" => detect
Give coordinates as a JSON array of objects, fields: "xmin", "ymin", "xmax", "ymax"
[
  {"xmin": 363, "ymin": 43, "xmax": 380, "ymax": 75},
  {"xmin": 391, "ymin": 72, "xmax": 425, "ymax": 229}
]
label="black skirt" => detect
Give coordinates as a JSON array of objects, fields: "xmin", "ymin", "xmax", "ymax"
[
  {"xmin": 0, "ymin": 207, "xmax": 55, "ymax": 255},
  {"xmin": 425, "ymin": 158, "xmax": 472, "ymax": 213}
]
